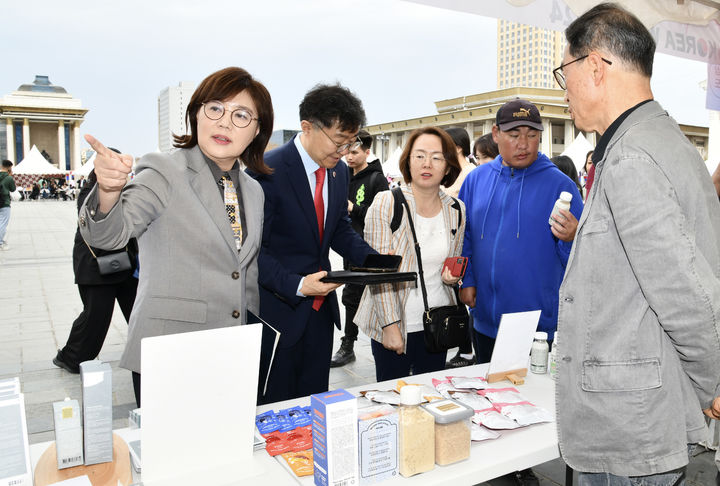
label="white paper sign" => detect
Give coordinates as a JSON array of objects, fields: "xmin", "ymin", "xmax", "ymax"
[
  {"xmin": 140, "ymin": 324, "xmax": 263, "ymax": 486},
  {"xmin": 487, "ymin": 310, "xmax": 542, "ymax": 378}
]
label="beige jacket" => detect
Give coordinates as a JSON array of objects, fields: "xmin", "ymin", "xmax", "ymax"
[{"xmin": 354, "ymin": 185, "xmax": 465, "ymax": 351}]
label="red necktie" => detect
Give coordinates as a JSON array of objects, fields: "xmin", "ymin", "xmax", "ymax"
[{"xmin": 312, "ymin": 167, "xmax": 326, "ymax": 311}]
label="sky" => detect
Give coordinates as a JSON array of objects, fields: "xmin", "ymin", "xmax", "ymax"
[{"xmin": 1, "ymin": 0, "xmax": 710, "ymax": 158}]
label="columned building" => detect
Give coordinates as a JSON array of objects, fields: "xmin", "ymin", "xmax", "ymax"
[
  {"xmin": 0, "ymin": 75, "xmax": 87, "ymax": 170},
  {"xmin": 365, "ymin": 87, "xmax": 708, "ymax": 161},
  {"xmin": 366, "ymin": 87, "xmax": 589, "ymax": 160}
]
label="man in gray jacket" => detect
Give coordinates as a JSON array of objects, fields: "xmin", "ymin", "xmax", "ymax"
[{"xmin": 554, "ymin": 3, "xmax": 720, "ymax": 485}]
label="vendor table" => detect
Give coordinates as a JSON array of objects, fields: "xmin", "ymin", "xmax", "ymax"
[
  {"xmin": 257, "ymin": 362, "xmax": 559, "ymax": 485},
  {"xmin": 29, "ymin": 363, "xmax": 559, "ymax": 485}
]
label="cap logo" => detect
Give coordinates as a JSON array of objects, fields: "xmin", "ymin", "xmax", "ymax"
[{"xmin": 513, "ymin": 108, "xmax": 531, "ymax": 118}]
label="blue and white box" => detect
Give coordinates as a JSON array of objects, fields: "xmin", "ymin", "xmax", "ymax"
[{"xmin": 311, "ymin": 389, "xmax": 358, "ymax": 486}]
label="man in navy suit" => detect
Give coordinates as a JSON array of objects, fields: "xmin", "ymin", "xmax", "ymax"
[{"xmin": 252, "ymin": 84, "xmax": 374, "ymax": 403}]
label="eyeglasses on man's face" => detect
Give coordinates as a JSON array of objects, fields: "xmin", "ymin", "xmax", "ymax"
[
  {"xmin": 315, "ymin": 123, "xmax": 362, "ymax": 154},
  {"xmin": 553, "ymin": 54, "xmax": 612, "ymax": 90},
  {"xmin": 202, "ymin": 101, "xmax": 259, "ymax": 129}
]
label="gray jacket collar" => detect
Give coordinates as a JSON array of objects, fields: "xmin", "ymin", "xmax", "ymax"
[{"xmin": 183, "ymin": 145, "xmax": 258, "ymax": 265}]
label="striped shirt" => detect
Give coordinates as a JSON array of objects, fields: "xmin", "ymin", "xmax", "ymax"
[{"xmin": 354, "ymin": 185, "xmax": 465, "ymax": 351}]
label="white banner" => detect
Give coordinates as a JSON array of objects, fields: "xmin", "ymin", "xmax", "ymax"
[
  {"xmin": 406, "ymin": 0, "xmax": 720, "ymax": 64},
  {"xmin": 653, "ymin": 20, "xmax": 720, "ymax": 64},
  {"xmin": 706, "ymin": 64, "xmax": 720, "ymax": 110}
]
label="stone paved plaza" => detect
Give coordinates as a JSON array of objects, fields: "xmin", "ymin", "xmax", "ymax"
[{"xmin": 0, "ymin": 200, "xmax": 717, "ymax": 485}]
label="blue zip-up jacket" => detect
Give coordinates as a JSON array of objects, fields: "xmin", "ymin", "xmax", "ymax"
[{"xmin": 459, "ymin": 152, "xmax": 583, "ymax": 340}]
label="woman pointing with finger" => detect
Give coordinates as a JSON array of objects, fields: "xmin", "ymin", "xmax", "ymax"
[{"xmin": 78, "ymin": 67, "xmax": 273, "ymax": 406}]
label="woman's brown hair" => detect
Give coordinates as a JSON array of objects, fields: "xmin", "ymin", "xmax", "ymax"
[
  {"xmin": 399, "ymin": 127, "xmax": 461, "ymax": 187},
  {"xmin": 174, "ymin": 67, "xmax": 273, "ymax": 175}
]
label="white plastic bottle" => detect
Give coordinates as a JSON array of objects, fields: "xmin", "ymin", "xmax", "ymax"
[
  {"xmin": 549, "ymin": 191, "xmax": 573, "ymax": 225},
  {"xmin": 530, "ymin": 331, "xmax": 549, "ymax": 374},
  {"xmin": 549, "ymin": 331, "xmax": 559, "ymax": 380},
  {"xmin": 398, "ymin": 386, "xmax": 435, "ymax": 477}
]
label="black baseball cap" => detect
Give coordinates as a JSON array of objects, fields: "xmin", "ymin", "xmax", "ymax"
[{"xmin": 496, "ymin": 99, "xmax": 543, "ymax": 131}]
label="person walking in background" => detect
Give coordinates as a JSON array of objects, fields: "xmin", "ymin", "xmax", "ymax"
[
  {"xmin": 442, "ymin": 127, "xmax": 477, "ymax": 368},
  {"xmin": 579, "ymin": 150, "xmax": 594, "ymax": 199},
  {"xmin": 0, "ymin": 160, "xmax": 16, "ymax": 251},
  {"xmin": 551, "ymin": 154, "xmax": 583, "ymax": 195},
  {"xmin": 355, "ymin": 127, "xmax": 464, "ymax": 381},
  {"xmin": 472, "ymin": 133, "xmax": 499, "ymax": 165},
  {"xmin": 442, "ymin": 127, "xmax": 476, "ymax": 199},
  {"xmin": 53, "ymin": 167, "xmax": 139, "ymax": 374},
  {"xmin": 554, "ymin": 4, "xmax": 720, "ymax": 484},
  {"xmin": 330, "ymin": 130, "xmax": 388, "ymax": 367}
]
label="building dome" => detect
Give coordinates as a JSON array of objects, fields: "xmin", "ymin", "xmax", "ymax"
[{"xmin": 17, "ymin": 75, "xmax": 68, "ymax": 94}]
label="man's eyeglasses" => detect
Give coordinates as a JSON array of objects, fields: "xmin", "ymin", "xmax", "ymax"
[
  {"xmin": 553, "ymin": 55, "xmax": 612, "ymax": 90},
  {"xmin": 315, "ymin": 123, "xmax": 362, "ymax": 154},
  {"xmin": 202, "ymin": 101, "xmax": 259, "ymax": 129}
]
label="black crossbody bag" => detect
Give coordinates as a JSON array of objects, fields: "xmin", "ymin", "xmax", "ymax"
[
  {"xmin": 83, "ymin": 240, "xmax": 132, "ymax": 275},
  {"xmin": 395, "ymin": 188, "xmax": 469, "ymax": 353}
]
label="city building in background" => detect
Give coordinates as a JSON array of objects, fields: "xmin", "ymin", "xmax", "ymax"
[
  {"xmin": 157, "ymin": 81, "xmax": 195, "ymax": 153},
  {"xmin": 365, "ymin": 86, "xmax": 708, "ymax": 162},
  {"xmin": 268, "ymin": 129, "xmax": 300, "ymax": 151},
  {"xmin": 366, "ymin": 19, "xmax": 708, "ymax": 165},
  {"xmin": 0, "ymin": 75, "xmax": 87, "ymax": 169},
  {"xmin": 497, "ymin": 20, "xmax": 566, "ymax": 90},
  {"xmin": 80, "ymin": 148, "xmax": 96, "ymax": 165}
]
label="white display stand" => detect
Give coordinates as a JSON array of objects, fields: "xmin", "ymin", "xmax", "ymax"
[
  {"xmin": 487, "ymin": 310, "xmax": 542, "ymax": 383},
  {"xmin": 257, "ymin": 363, "xmax": 559, "ymax": 485},
  {"xmin": 141, "ymin": 324, "xmax": 264, "ymax": 486}
]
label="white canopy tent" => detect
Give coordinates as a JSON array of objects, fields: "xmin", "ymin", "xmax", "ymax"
[
  {"xmin": 72, "ymin": 152, "xmax": 95, "ymax": 178},
  {"xmin": 561, "ymin": 133, "xmax": 594, "ymax": 173},
  {"xmin": 14, "ymin": 145, "xmax": 66, "ymax": 175},
  {"xmin": 382, "ymin": 147, "xmax": 404, "ymax": 179}
]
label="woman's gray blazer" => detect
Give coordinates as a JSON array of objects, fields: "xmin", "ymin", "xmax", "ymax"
[{"xmin": 78, "ymin": 145, "xmax": 263, "ymax": 373}]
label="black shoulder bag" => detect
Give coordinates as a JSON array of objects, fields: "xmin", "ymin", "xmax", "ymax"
[{"xmin": 395, "ymin": 188, "xmax": 470, "ymax": 353}]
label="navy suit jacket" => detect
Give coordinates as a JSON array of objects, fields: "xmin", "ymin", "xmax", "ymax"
[{"xmin": 250, "ymin": 137, "xmax": 373, "ymax": 348}]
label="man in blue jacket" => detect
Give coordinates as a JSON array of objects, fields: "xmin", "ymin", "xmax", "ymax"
[{"xmin": 458, "ymin": 99, "xmax": 582, "ymax": 484}]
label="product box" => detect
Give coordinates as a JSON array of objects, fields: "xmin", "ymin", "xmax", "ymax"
[
  {"xmin": 0, "ymin": 383, "xmax": 32, "ymax": 486},
  {"xmin": 80, "ymin": 360, "xmax": 113, "ymax": 465},
  {"xmin": 52, "ymin": 398, "xmax": 84, "ymax": 469},
  {"xmin": 357, "ymin": 404, "xmax": 398, "ymax": 484},
  {"xmin": 128, "ymin": 408, "xmax": 142, "ymax": 429},
  {"xmin": 0, "ymin": 377, "xmax": 20, "ymax": 399},
  {"xmin": 311, "ymin": 389, "xmax": 358, "ymax": 486}
]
